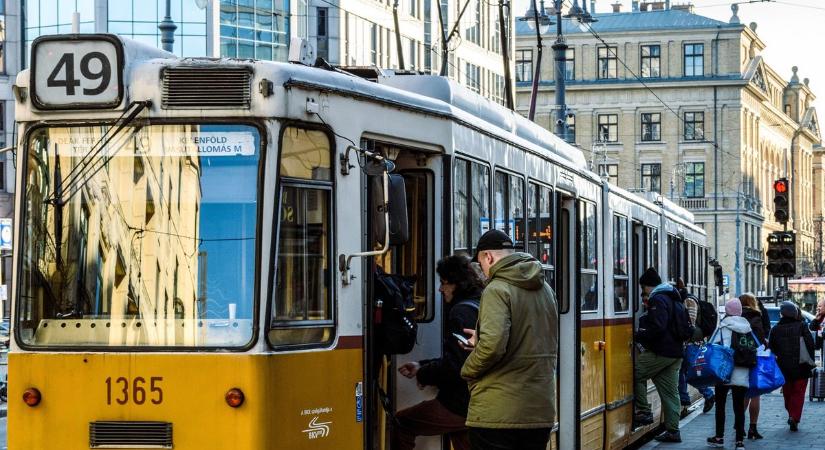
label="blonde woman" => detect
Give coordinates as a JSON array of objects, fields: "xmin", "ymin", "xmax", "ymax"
[{"xmin": 739, "ymin": 293, "xmax": 767, "ymax": 440}]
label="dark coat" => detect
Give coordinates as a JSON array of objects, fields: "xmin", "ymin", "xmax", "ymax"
[
  {"xmin": 757, "ymin": 300, "xmax": 771, "ymax": 338},
  {"xmin": 810, "ymin": 317, "xmax": 823, "ymax": 351},
  {"xmin": 769, "ymin": 316, "xmax": 816, "ymax": 381},
  {"xmin": 742, "ymin": 307, "xmax": 766, "ymax": 343},
  {"xmin": 416, "ymin": 296, "xmax": 479, "ymax": 416},
  {"xmin": 636, "ymin": 283, "xmax": 685, "ymax": 358}
]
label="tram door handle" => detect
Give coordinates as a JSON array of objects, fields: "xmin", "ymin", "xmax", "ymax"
[{"xmin": 593, "ymin": 341, "xmax": 606, "ymax": 351}]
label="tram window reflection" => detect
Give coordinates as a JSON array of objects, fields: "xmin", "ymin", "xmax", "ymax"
[
  {"xmin": 579, "ymin": 201, "xmax": 598, "ymax": 312},
  {"xmin": 19, "ymin": 124, "xmax": 261, "ymax": 347},
  {"xmin": 613, "ymin": 215, "xmax": 629, "ymax": 313},
  {"xmin": 453, "ymin": 158, "xmax": 490, "ymax": 257},
  {"xmin": 493, "ymin": 171, "xmax": 525, "ymax": 249},
  {"xmin": 270, "ymin": 126, "xmax": 333, "ymax": 348}
]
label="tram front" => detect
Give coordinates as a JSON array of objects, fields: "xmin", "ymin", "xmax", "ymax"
[{"xmin": 9, "ymin": 34, "xmax": 362, "ymax": 449}]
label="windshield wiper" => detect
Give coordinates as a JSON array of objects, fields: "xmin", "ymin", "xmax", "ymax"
[{"xmin": 45, "ymin": 100, "xmax": 152, "ymax": 208}]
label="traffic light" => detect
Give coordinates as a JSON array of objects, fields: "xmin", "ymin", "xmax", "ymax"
[
  {"xmin": 766, "ymin": 231, "xmax": 796, "ymax": 277},
  {"xmin": 773, "ymin": 178, "xmax": 790, "ymax": 224}
]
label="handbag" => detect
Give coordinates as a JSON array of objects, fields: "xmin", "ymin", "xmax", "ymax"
[
  {"xmin": 746, "ymin": 343, "xmax": 786, "ymax": 398},
  {"xmin": 799, "ymin": 323, "xmax": 816, "ymax": 367},
  {"xmin": 684, "ymin": 328, "xmax": 735, "ymax": 388}
]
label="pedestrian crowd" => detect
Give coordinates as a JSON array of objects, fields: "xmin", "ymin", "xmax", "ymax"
[
  {"xmin": 388, "ymin": 229, "xmax": 825, "ymax": 450},
  {"xmin": 634, "ymin": 268, "xmax": 825, "ymax": 450}
]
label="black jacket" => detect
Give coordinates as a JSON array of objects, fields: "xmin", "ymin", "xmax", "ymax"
[
  {"xmin": 810, "ymin": 317, "xmax": 824, "ymax": 351},
  {"xmin": 769, "ymin": 316, "xmax": 816, "ymax": 381},
  {"xmin": 757, "ymin": 300, "xmax": 771, "ymax": 338},
  {"xmin": 416, "ymin": 297, "xmax": 479, "ymax": 416},
  {"xmin": 636, "ymin": 284, "xmax": 685, "ymax": 358},
  {"xmin": 742, "ymin": 307, "xmax": 766, "ymax": 343}
]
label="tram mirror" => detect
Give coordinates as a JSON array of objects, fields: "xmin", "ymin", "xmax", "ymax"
[{"xmin": 371, "ymin": 174, "xmax": 409, "ymax": 246}]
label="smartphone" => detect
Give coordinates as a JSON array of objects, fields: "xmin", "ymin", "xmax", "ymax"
[{"xmin": 452, "ymin": 333, "xmax": 470, "ymax": 346}]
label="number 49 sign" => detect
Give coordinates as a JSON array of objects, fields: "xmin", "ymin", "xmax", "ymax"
[{"xmin": 31, "ymin": 35, "xmax": 123, "ymax": 110}]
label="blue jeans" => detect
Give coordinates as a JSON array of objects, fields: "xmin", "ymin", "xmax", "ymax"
[{"xmin": 679, "ymin": 358, "xmax": 713, "ymax": 404}]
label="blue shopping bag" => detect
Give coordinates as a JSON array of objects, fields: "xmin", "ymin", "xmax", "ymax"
[
  {"xmin": 746, "ymin": 346, "xmax": 785, "ymax": 398},
  {"xmin": 685, "ymin": 329, "xmax": 734, "ymax": 388}
]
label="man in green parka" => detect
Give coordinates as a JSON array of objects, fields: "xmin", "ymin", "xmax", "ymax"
[{"xmin": 460, "ymin": 229, "xmax": 559, "ymax": 450}]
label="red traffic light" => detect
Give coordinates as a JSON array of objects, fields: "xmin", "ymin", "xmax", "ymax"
[{"xmin": 774, "ymin": 179, "xmax": 788, "ymax": 194}]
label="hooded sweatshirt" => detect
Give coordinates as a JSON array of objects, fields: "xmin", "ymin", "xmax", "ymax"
[
  {"xmin": 710, "ymin": 315, "xmax": 753, "ymax": 387},
  {"xmin": 461, "ymin": 252, "xmax": 559, "ymax": 429},
  {"xmin": 636, "ymin": 282, "xmax": 685, "ymax": 358}
]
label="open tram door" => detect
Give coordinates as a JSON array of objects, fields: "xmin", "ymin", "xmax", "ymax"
[
  {"xmin": 556, "ymin": 193, "xmax": 579, "ymax": 450},
  {"xmin": 351, "ymin": 140, "xmax": 441, "ymax": 450}
]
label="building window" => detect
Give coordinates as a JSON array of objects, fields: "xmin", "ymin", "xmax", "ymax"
[
  {"xmin": 598, "ymin": 46, "xmax": 618, "ymax": 79},
  {"xmin": 598, "ymin": 114, "xmax": 618, "ymax": 142},
  {"xmin": 640, "ymin": 44, "xmax": 660, "ymax": 78},
  {"xmin": 684, "ymin": 162, "xmax": 705, "ymax": 198},
  {"xmin": 641, "ymin": 113, "xmax": 661, "ymax": 141},
  {"xmin": 515, "ymin": 49, "xmax": 532, "ymax": 82},
  {"xmin": 598, "ymin": 164, "xmax": 618, "ymax": 185},
  {"xmin": 641, "ymin": 163, "xmax": 661, "ymax": 193},
  {"xmin": 466, "ymin": 62, "xmax": 481, "ymax": 93},
  {"xmin": 317, "ymin": 7, "xmax": 328, "ymax": 36},
  {"xmin": 564, "ymin": 49, "xmax": 575, "ymax": 81},
  {"xmin": 684, "ymin": 43, "xmax": 704, "ymax": 77},
  {"xmin": 218, "ymin": 0, "xmax": 289, "ymax": 61},
  {"xmin": 684, "ymin": 111, "xmax": 704, "ymax": 141},
  {"xmin": 566, "ymin": 114, "xmax": 576, "ymax": 142}
]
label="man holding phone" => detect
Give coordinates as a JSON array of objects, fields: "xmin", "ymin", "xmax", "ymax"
[
  {"xmin": 393, "ymin": 255, "xmax": 483, "ymax": 450},
  {"xmin": 460, "ymin": 230, "xmax": 559, "ymax": 450}
]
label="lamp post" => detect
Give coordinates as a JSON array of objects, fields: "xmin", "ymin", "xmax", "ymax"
[
  {"xmin": 520, "ymin": 0, "xmax": 596, "ymax": 142},
  {"xmin": 159, "ymin": 0, "xmax": 209, "ymax": 54}
]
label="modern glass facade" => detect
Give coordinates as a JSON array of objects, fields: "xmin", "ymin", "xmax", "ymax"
[
  {"xmin": 108, "ymin": 0, "xmax": 208, "ymax": 57},
  {"xmin": 219, "ymin": 0, "xmax": 290, "ymax": 61},
  {"xmin": 23, "ymin": 0, "xmax": 96, "ymax": 66}
]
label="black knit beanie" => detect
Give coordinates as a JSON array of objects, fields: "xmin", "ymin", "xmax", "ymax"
[{"xmin": 639, "ymin": 267, "xmax": 662, "ymax": 287}]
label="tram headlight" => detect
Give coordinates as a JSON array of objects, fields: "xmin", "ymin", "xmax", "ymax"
[
  {"xmin": 225, "ymin": 388, "xmax": 245, "ymax": 408},
  {"xmin": 23, "ymin": 388, "xmax": 42, "ymax": 407}
]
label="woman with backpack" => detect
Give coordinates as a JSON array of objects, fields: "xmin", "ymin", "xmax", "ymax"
[
  {"xmin": 768, "ymin": 301, "xmax": 816, "ymax": 432},
  {"xmin": 706, "ymin": 299, "xmax": 753, "ymax": 450},
  {"xmin": 739, "ymin": 293, "xmax": 766, "ymax": 440},
  {"xmin": 393, "ymin": 255, "xmax": 484, "ymax": 450}
]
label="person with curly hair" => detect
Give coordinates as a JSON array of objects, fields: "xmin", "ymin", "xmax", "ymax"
[{"xmin": 393, "ymin": 255, "xmax": 484, "ymax": 450}]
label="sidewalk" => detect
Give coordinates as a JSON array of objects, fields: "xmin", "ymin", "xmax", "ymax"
[{"xmin": 642, "ymin": 391, "xmax": 825, "ymax": 449}]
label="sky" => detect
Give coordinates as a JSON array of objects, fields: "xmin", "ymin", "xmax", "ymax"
[{"xmin": 511, "ymin": 0, "xmax": 825, "ymax": 103}]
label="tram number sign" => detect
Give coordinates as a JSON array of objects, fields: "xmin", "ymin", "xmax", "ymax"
[
  {"xmin": 31, "ymin": 35, "xmax": 124, "ymax": 110},
  {"xmin": 105, "ymin": 376, "xmax": 164, "ymax": 405}
]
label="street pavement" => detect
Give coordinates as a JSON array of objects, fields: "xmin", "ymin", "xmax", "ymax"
[{"xmin": 642, "ymin": 390, "xmax": 825, "ymax": 449}]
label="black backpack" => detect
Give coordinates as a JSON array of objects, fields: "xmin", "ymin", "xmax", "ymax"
[
  {"xmin": 670, "ymin": 298, "xmax": 695, "ymax": 343},
  {"xmin": 373, "ymin": 268, "xmax": 418, "ymax": 355},
  {"xmin": 695, "ymin": 297, "xmax": 718, "ymax": 338},
  {"xmin": 730, "ymin": 330, "xmax": 759, "ymax": 367}
]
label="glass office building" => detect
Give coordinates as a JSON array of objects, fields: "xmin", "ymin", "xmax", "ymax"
[
  {"xmin": 22, "ymin": 0, "xmax": 290, "ymax": 65},
  {"xmin": 220, "ymin": 0, "xmax": 290, "ymax": 61}
]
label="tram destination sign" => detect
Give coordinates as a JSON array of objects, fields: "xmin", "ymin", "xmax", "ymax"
[{"xmin": 31, "ymin": 35, "xmax": 124, "ymax": 110}]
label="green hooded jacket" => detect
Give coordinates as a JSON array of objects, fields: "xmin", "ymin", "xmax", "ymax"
[{"xmin": 461, "ymin": 252, "xmax": 559, "ymax": 429}]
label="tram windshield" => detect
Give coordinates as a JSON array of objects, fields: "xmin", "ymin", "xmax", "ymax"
[{"xmin": 17, "ymin": 123, "xmax": 261, "ymax": 348}]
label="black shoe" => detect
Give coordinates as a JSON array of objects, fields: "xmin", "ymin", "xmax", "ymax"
[
  {"xmin": 747, "ymin": 424, "xmax": 763, "ymax": 440},
  {"xmin": 702, "ymin": 396, "xmax": 715, "ymax": 414},
  {"xmin": 654, "ymin": 430, "xmax": 682, "ymax": 443},
  {"xmin": 735, "ymin": 440, "xmax": 745, "ymax": 450},
  {"xmin": 633, "ymin": 411, "xmax": 654, "ymax": 428},
  {"xmin": 789, "ymin": 418, "xmax": 798, "ymax": 431},
  {"xmin": 679, "ymin": 406, "xmax": 690, "ymax": 419},
  {"xmin": 706, "ymin": 436, "xmax": 724, "ymax": 448}
]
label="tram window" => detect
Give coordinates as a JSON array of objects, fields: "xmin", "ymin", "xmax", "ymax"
[
  {"xmin": 494, "ymin": 171, "xmax": 525, "ymax": 249},
  {"xmin": 613, "ymin": 215, "xmax": 629, "ymax": 313},
  {"xmin": 270, "ymin": 127, "xmax": 334, "ymax": 348},
  {"xmin": 528, "ymin": 183, "xmax": 553, "ymax": 267},
  {"xmin": 398, "ymin": 171, "xmax": 433, "ymax": 320},
  {"xmin": 579, "ymin": 202, "xmax": 598, "ymax": 312},
  {"xmin": 453, "ymin": 158, "xmax": 490, "ymax": 256},
  {"xmin": 19, "ymin": 124, "xmax": 261, "ymax": 348},
  {"xmin": 651, "ymin": 228, "xmax": 659, "ymax": 271}
]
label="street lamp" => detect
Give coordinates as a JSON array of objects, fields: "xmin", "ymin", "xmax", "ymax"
[
  {"xmin": 159, "ymin": 0, "xmax": 210, "ymax": 54},
  {"xmin": 520, "ymin": 0, "xmax": 596, "ymax": 142}
]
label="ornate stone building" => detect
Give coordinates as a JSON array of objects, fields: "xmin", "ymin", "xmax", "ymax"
[{"xmin": 514, "ymin": 2, "xmax": 823, "ymax": 297}]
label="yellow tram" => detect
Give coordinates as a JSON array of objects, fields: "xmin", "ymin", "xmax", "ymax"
[{"xmin": 8, "ymin": 34, "xmax": 709, "ymax": 449}]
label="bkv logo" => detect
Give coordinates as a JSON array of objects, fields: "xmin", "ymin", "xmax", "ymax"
[{"xmin": 302, "ymin": 416, "xmax": 332, "ymax": 440}]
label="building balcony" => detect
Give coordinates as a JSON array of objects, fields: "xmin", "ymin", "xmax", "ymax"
[{"xmin": 679, "ymin": 197, "xmax": 708, "ymax": 209}]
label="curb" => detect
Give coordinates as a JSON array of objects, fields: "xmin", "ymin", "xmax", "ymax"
[{"xmin": 638, "ymin": 398, "xmax": 706, "ymax": 449}]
